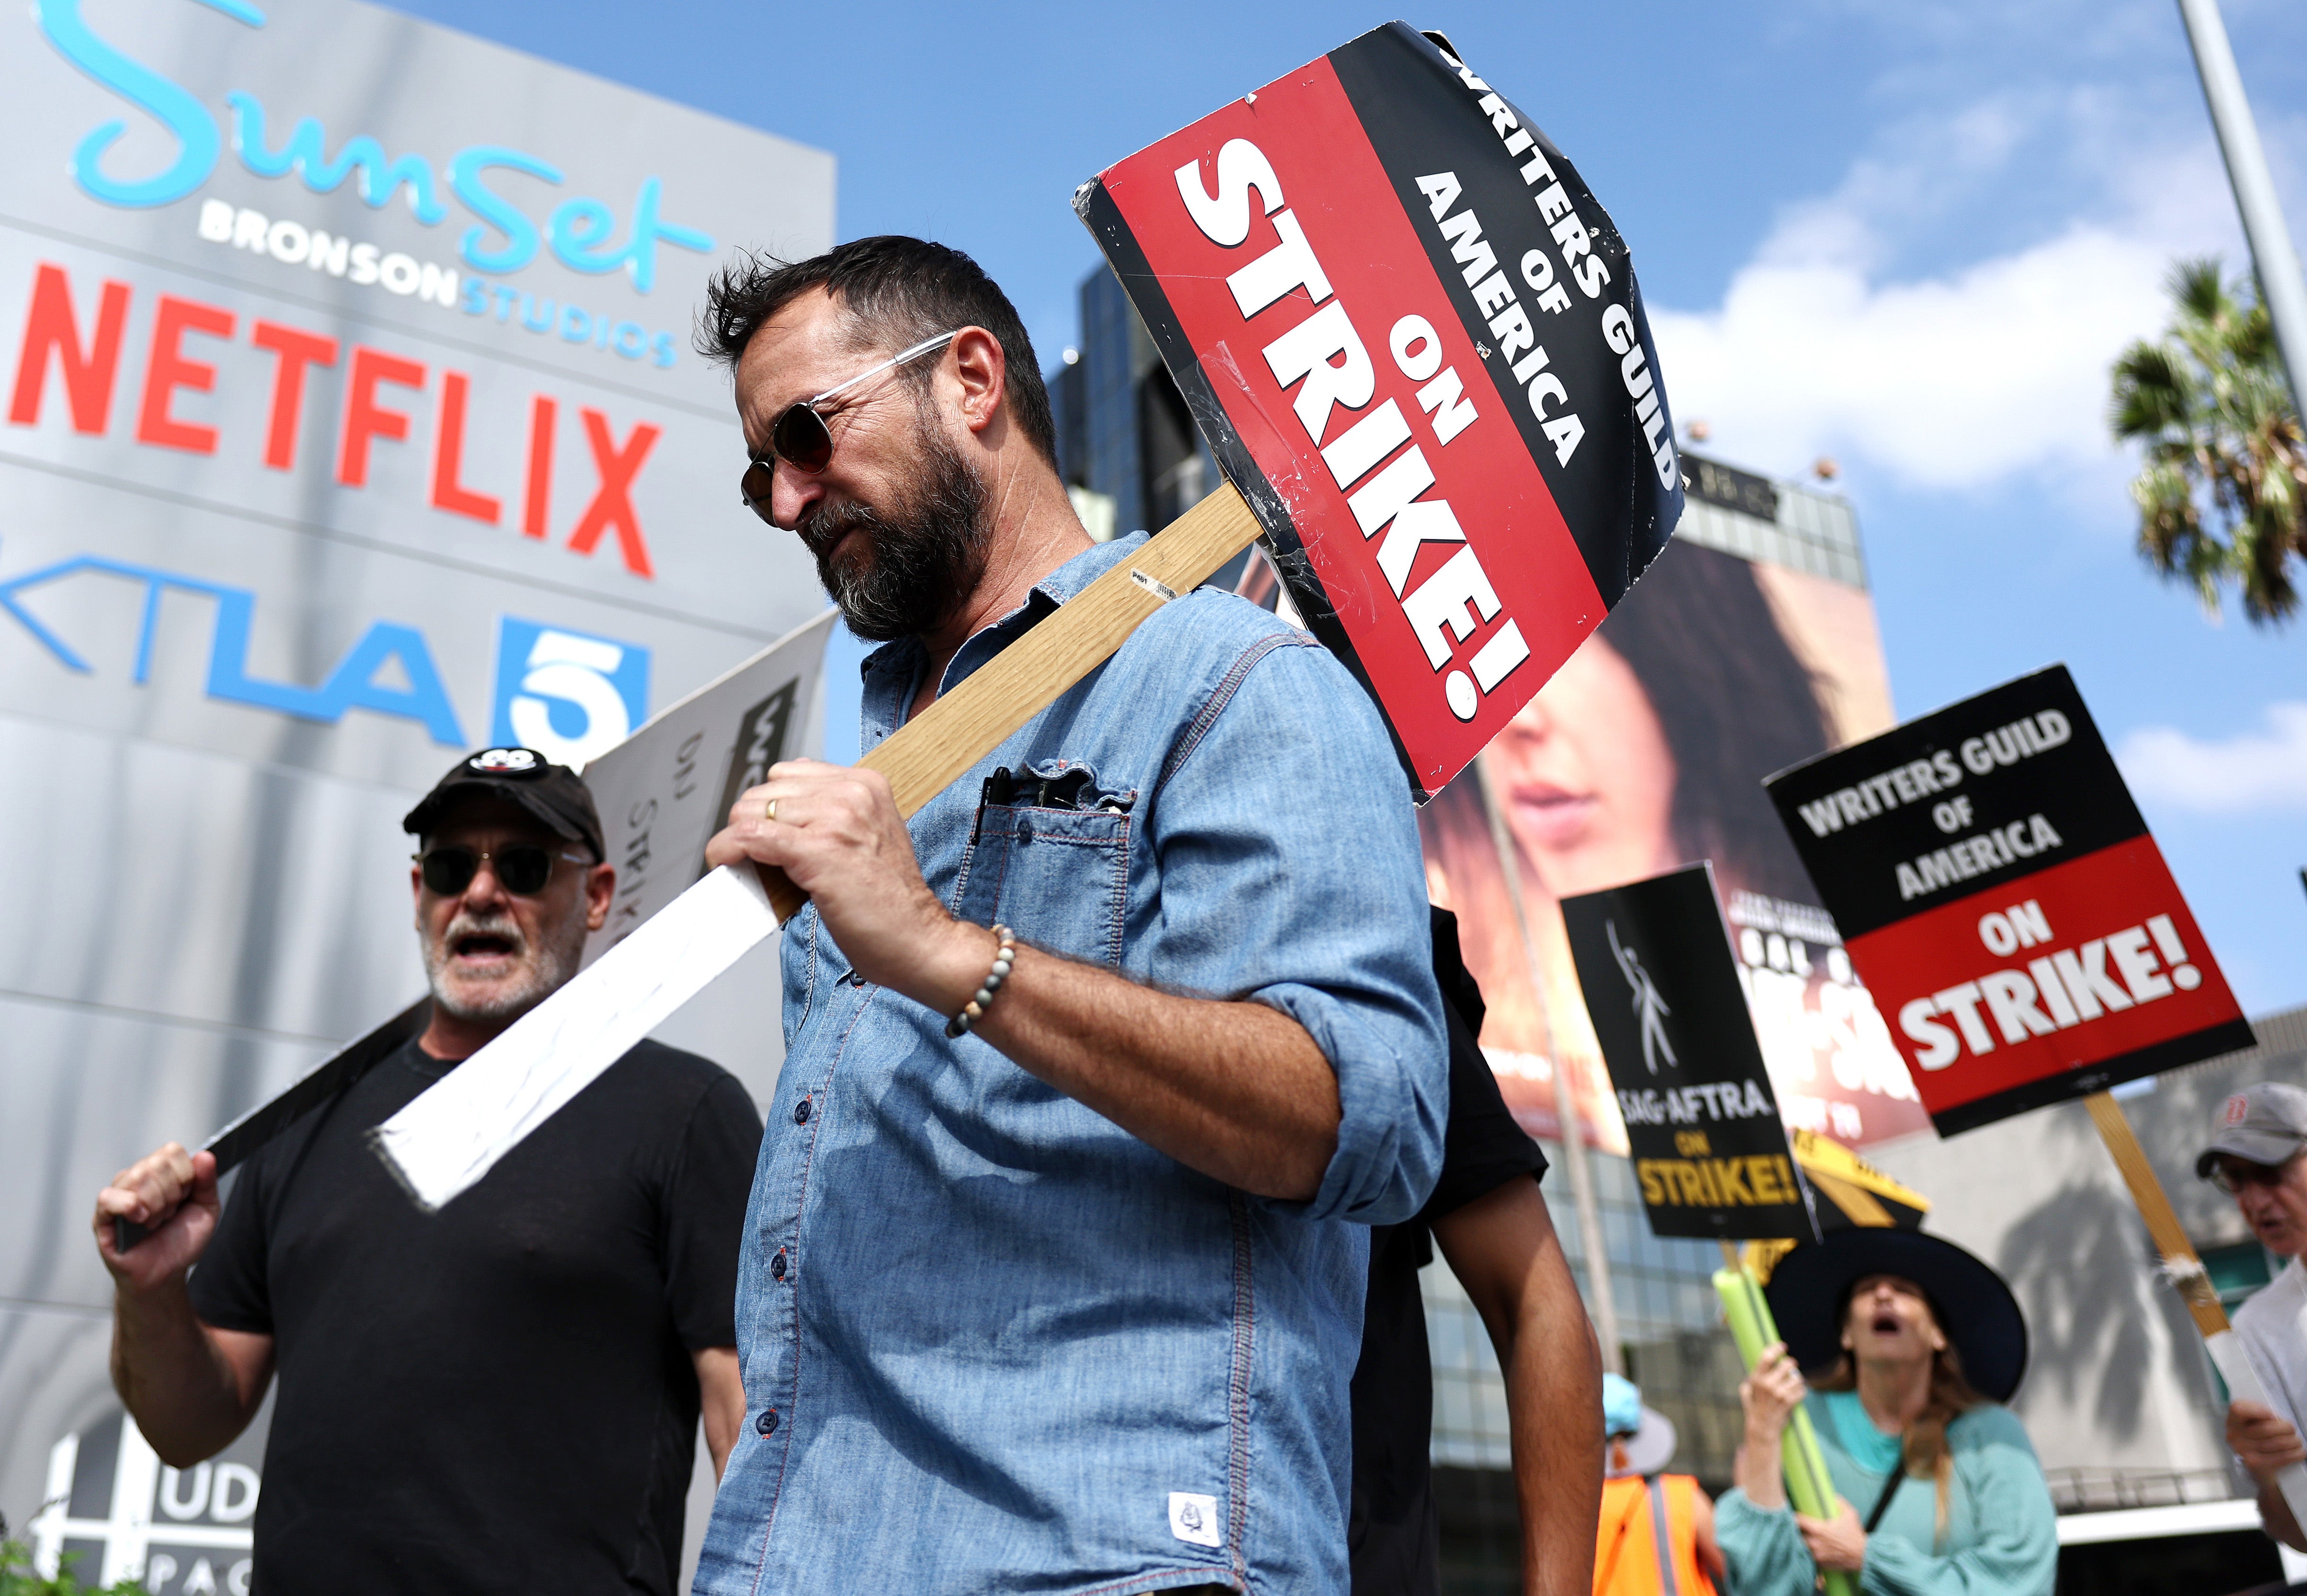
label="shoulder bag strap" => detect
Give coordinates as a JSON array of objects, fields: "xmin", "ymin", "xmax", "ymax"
[{"xmin": 1863, "ymin": 1463, "xmax": 1906, "ymax": 1535}]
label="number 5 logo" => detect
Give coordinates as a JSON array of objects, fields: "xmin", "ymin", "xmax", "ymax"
[{"xmin": 489, "ymin": 617, "xmax": 650, "ymax": 769}]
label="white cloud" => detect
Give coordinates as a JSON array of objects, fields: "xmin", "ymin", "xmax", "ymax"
[
  {"xmin": 1647, "ymin": 88, "xmax": 2268, "ymax": 495},
  {"xmin": 2118, "ymin": 702, "xmax": 2307, "ymax": 812},
  {"xmin": 1651, "ymin": 224, "xmax": 2173, "ymax": 491}
]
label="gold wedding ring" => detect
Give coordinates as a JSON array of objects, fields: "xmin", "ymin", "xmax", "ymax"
[{"xmin": 764, "ymin": 796, "xmax": 778, "ymax": 825}]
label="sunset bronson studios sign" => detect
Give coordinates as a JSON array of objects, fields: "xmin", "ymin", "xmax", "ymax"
[{"xmin": 0, "ymin": 0, "xmax": 832, "ymax": 773}]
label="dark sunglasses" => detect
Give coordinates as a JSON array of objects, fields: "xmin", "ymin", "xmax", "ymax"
[
  {"xmin": 738, "ymin": 329, "xmax": 958, "ymax": 524},
  {"xmin": 415, "ymin": 845, "xmax": 591, "ymax": 897},
  {"xmin": 2208, "ymin": 1152, "xmax": 2304, "ymax": 1195}
]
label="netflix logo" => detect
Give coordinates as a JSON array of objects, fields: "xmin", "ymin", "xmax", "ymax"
[{"xmin": 7, "ymin": 261, "xmax": 663, "ymax": 579}]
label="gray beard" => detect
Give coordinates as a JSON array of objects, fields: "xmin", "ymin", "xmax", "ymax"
[
  {"xmin": 421, "ymin": 909, "xmax": 584, "ymax": 1026},
  {"xmin": 799, "ymin": 405, "xmax": 993, "ymax": 642}
]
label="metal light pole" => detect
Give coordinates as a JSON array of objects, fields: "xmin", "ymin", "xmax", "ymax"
[
  {"xmin": 1475, "ymin": 753, "xmax": 1623, "ymax": 1374},
  {"xmin": 2178, "ymin": 0, "xmax": 2307, "ymax": 416}
]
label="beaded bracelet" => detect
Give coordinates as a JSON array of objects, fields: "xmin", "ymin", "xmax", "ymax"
[{"xmin": 945, "ymin": 924, "xmax": 1017, "ymax": 1038}]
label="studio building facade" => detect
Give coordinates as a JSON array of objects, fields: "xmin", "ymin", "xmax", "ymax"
[{"xmin": 0, "ymin": 2, "xmax": 831, "ymax": 1586}]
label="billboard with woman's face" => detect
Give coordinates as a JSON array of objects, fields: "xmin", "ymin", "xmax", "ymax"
[{"xmin": 1419, "ymin": 535, "xmax": 1933, "ymax": 1152}]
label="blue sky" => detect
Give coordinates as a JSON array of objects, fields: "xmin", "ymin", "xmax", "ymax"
[{"xmin": 377, "ymin": 0, "xmax": 2307, "ymax": 1014}]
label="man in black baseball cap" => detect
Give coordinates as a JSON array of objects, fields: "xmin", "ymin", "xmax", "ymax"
[
  {"xmin": 93, "ymin": 747, "xmax": 764, "ymax": 1596},
  {"xmin": 399, "ymin": 746, "xmax": 609, "ymax": 1055},
  {"xmin": 2201, "ymin": 1083, "xmax": 2307, "ymax": 1551}
]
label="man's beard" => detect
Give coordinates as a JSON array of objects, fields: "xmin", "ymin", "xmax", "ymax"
[
  {"xmin": 421, "ymin": 906, "xmax": 584, "ymax": 1026},
  {"xmin": 798, "ymin": 407, "xmax": 992, "ymax": 642}
]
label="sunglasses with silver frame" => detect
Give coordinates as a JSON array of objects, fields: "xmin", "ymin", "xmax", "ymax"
[{"xmin": 737, "ymin": 329, "xmax": 960, "ymax": 522}]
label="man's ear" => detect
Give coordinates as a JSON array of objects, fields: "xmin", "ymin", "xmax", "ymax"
[
  {"xmin": 584, "ymin": 860, "xmax": 615, "ymax": 932},
  {"xmin": 950, "ymin": 326, "xmax": 1007, "ymax": 437}
]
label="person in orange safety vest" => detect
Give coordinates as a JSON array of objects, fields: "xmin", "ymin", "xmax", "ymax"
[{"xmin": 1594, "ymin": 1374, "xmax": 1725, "ymax": 1596}]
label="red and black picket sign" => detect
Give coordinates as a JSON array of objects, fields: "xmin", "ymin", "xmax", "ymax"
[
  {"xmin": 1563, "ymin": 864, "xmax": 1821, "ymax": 1242},
  {"xmin": 1075, "ymin": 24, "xmax": 1682, "ymax": 800},
  {"xmin": 1764, "ymin": 666, "xmax": 2253, "ymax": 1136}
]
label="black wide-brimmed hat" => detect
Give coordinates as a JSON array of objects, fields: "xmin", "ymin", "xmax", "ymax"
[{"xmin": 1765, "ymin": 1229, "xmax": 2029, "ymax": 1403}]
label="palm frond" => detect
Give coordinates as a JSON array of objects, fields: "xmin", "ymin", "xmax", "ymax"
[{"xmin": 2113, "ymin": 256, "xmax": 2306, "ymax": 628}]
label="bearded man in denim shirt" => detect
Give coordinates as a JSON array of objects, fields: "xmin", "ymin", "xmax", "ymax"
[{"xmin": 691, "ymin": 234, "xmax": 1447, "ymax": 1596}]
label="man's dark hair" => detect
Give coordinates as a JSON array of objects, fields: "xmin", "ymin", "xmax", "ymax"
[{"xmin": 698, "ymin": 236, "xmax": 1057, "ymax": 468}]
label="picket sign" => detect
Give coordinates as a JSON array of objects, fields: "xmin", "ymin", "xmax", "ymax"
[
  {"xmin": 1562, "ymin": 863, "xmax": 1821, "ymax": 1244},
  {"xmin": 376, "ymin": 23, "xmax": 1687, "ymax": 1209},
  {"xmin": 1764, "ymin": 665, "xmax": 2306, "ymax": 1532},
  {"xmin": 111, "ymin": 1000, "xmax": 429, "ymax": 1253}
]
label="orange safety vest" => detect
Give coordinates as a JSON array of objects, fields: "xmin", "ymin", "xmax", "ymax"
[{"xmin": 1594, "ymin": 1474, "xmax": 1717, "ymax": 1596}]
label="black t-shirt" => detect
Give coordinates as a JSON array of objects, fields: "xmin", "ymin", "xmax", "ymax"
[
  {"xmin": 189, "ymin": 1034, "xmax": 763, "ymax": 1596},
  {"xmin": 1349, "ymin": 909, "xmax": 1548, "ymax": 1596}
]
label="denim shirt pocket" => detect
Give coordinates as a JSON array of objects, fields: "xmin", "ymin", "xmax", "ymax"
[{"xmin": 952, "ymin": 793, "xmax": 1132, "ymax": 970}]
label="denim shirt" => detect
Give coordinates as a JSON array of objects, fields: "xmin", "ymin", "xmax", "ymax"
[{"xmin": 694, "ymin": 534, "xmax": 1448, "ymax": 1596}]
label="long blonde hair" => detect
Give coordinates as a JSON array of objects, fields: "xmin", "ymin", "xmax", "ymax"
[{"xmin": 1815, "ymin": 1338, "xmax": 1987, "ymax": 1545}]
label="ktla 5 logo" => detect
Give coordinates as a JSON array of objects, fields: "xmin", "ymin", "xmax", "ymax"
[
  {"xmin": 490, "ymin": 616, "xmax": 648, "ymax": 769},
  {"xmin": 0, "ymin": 547, "xmax": 647, "ymax": 756}
]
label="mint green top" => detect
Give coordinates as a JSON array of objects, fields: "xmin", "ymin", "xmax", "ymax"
[{"xmin": 1715, "ymin": 1392, "xmax": 2058, "ymax": 1596}]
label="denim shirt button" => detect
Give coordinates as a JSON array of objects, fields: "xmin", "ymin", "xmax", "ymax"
[
  {"xmin": 793, "ymin": 1098, "xmax": 812, "ymax": 1125},
  {"xmin": 1015, "ymin": 822, "xmax": 1032, "ymax": 844},
  {"xmin": 772, "ymin": 1250, "xmax": 788, "ymax": 1280},
  {"xmin": 756, "ymin": 1408, "xmax": 779, "ymax": 1435}
]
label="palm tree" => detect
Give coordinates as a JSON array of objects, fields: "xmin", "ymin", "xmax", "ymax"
[{"xmin": 2110, "ymin": 258, "xmax": 2307, "ymax": 624}]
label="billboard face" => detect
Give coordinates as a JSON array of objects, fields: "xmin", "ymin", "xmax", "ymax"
[
  {"xmin": 0, "ymin": 0, "xmax": 832, "ymax": 1560},
  {"xmin": 1418, "ymin": 535, "xmax": 1934, "ymax": 1154}
]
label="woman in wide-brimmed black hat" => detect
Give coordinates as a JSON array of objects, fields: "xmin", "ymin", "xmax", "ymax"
[{"xmin": 1713, "ymin": 1229, "xmax": 2058, "ymax": 1596}]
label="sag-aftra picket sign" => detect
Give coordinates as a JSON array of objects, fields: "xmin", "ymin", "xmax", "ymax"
[{"xmin": 1563, "ymin": 864, "xmax": 1820, "ymax": 1242}]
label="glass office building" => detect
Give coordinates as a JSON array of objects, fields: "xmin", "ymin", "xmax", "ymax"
[{"xmin": 1049, "ymin": 269, "xmax": 1218, "ymax": 540}]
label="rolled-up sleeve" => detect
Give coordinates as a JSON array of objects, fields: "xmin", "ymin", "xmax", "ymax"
[
  {"xmin": 1144, "ymin": 629, "xmax": 1446, "ymax": 1225},
  {"xmin": 1715, "ymin": 1489, "xmax": 1819, "ymax": 1596}
]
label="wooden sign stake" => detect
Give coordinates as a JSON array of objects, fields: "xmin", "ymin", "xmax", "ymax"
[
  {"xmin": 2082, "ymin": 1090, "xmax": 2307, "ymax": 1528},
  {"xmin": 755, "ymin": 483, "xmax": 1263, "ymax": 917}
]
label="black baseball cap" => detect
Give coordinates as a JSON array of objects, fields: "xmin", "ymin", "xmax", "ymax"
[{"xmin": 402, "ymin": 747, "xmax": 604, "ymax": 861}]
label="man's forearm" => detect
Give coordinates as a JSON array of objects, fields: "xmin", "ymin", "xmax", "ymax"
[
  {"xmin": 712, "ymin": 765, "xmax": 1361, "ymax": 1198},
  {"xmin": 111, "ymin": 1280, "xmax": 259, "ymax": 1466},
  {"xmin": 1436, "ymin": 1182, "xmax": 1602, "ymax": 1596},
  {"xmin": 2261, "ymin": 1476, "xmax": 2307, "ymax": 1552},
  {"xmin": 1503, "ymin": 1263, "xmax": 1604, "ymax": 1596},
  {"xmin": 968, "ymin": 941, "xmax": 1340, "ymax": 1199}
]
